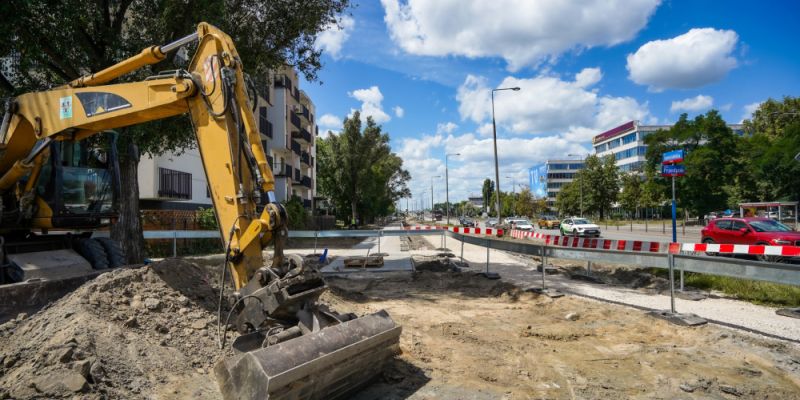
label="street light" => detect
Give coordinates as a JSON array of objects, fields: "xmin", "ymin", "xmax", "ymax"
[
  {"xmin": 431, "ymin": 175, "xmax": 441, "ymax": 221},
  {"xmin": 445, "ymin": 153, "xmax": 460, "ymax": 225},
  {"xmin": 568, "ymin": 153, "xmax": 589, "ymax": 217},
  {"xmin": 491, "ymin": 86, "xmax": 521, "ymax": 222}
]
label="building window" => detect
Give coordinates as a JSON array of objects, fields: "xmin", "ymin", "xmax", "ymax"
[
  {"xmin": 259, "ymin": 107, "xmax": 273, "ymax": 138},
  {"xmin": 622, "ymin": 132, "xmax": 637, "ymax": 144},
  {"xmin": 158, "ymin": 168, "xmax": 192, "ymax": 200}
]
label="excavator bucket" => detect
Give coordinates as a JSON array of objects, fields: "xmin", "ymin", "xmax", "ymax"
[{"xmin": 215, "ymin": 310, "xmax": 402, "ymax": 400}]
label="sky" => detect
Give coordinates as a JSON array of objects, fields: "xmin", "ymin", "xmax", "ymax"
[{"xmin": 301, "ymin": 0, "xmax": 800, "ymax": 209}]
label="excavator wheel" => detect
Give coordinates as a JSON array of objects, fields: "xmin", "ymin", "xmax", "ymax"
[
  {"xmin": 96, "ymin": 237, "xmax": 127, "ymax": 268},
  {"xmin": 77, "ymin": 238, "xmax": 110, "ymax": 270}
]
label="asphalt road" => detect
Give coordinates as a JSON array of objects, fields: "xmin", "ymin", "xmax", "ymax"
[{"xmin": 472, "ymin": 219, "xmax": 703, "ymax": 242}]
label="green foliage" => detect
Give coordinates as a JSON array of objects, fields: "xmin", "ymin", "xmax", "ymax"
[
  {"xmin": 619, "ymin": 173, "xmax": 643, "ymax": 215},
  {"xmin": 283, "ymin": 195, "xmax": 309, "ymax": 229},
  {"xmin": 582, "ymin": 155, "xmax": 620, "ymax": 219},
  {"xmin": 196, "ymin": 207, "xmax": 218, "ymax": 230},
  {"xmin": 647, "ymin": 269, "xmax": 800, "ymax": 307},
  {"xmin": 316, "ymin": 112, "xmax": 410, "ymax": 223},
  {"xmin": 556, "ymin": 181, "xmax": 581, "ymax": 216}
]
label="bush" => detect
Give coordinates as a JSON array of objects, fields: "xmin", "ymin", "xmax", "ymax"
[
  {"xmin": 197, "ymin": 207, "xmax": 218, "ymax": 230},
  {"xmin": 284, "ymin": 195, "xmax": 309, "ymax": 229}
]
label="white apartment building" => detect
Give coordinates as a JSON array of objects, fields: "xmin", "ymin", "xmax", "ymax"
[
  {"xmin": 593, "ymin": 120, "xmax": 744, "ymax": 173},
  {"xmin": 138, "ymin": 66, "xmax": 317, "ymax": 210}
]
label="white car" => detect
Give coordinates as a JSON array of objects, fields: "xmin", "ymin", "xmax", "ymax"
[
  {"xmin": 511, "ymin": 219, "xmax": 534, "ymax": 231},
  {"xmin": 559, "ymin": 218, "xmax": 601, "ymax": 237}
]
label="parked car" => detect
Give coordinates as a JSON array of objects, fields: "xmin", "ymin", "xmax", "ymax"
[
  {"xmin": 559, "ymin": 218, "xmax": 601, "ymax": 237},
  {"xmin": 700, "ymin": 217, "xmax": 800, "ymax": 262},
  {"xmin": 486, "ymin": 218, "xmax": 499, "ymax": 227},
  {"xmin": 511, "ymin": 219, "xmax": 534, "ymax": 231},
  {"xmin": 460, "ymin": 217, "xmax": 475, "ymax": 227},
  {"xmin": 538, "ymin": 216, "xmax": 559, "ymax": 229}
]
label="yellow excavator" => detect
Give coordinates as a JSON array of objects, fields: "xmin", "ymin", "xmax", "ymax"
[{"xmin": 0, "ymin": 23, "xmax": 401, "ymax": 399}]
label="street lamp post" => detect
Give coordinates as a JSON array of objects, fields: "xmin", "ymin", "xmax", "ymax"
[
  {"xmin": 445, "ymin": 153, "xmax": 460, "ymax": 225},
  {"xmin": 491, "ymin": 86, "xmax": 521, "ymax": 223},
  {"xmin": 431, "ymin": 175, "xmax": 441, "ymax": 221}
]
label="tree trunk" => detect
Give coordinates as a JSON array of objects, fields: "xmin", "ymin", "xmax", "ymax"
[
  {"xmin": 111, "ymin": 142, "xmax": 145, "ymax": 264},
  {"xmin": 350, "ymin": 200, "xmax": 357, "ymax": 227}
]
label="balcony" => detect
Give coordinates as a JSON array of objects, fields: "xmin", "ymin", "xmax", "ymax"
[
  {"xmin": 289, "ymin": 113, "xmax": 302, "ymax": 130},
  {"xmin": 275, "ymin": 75, "xmax": 292, "ymax": 91},
  {"xmin": 292, "ymin": 128, "xmax": 312, "ymax": 144},
  {"xmin": 267, "ymin": 155, "xmax": 274, "ymax": 170},
  {"xmin": 300, "ymin": 151, "xmax": 310, "ymax": 166},
  {"xmin": 298, "ymin": 104, "xmax": 311, "ymax": 123},
  {"xmin": 290, "ymin": 140, "xmax": 301, "ymax": 155},
  {"xmin": 301, "ymin": 175, "xmax": 312, "ymax": 188},
  {"xmin": 274, "ymin": 163, "xmax": 292, "ymax": 177},
  {"xmin": 291, "ymin": 168, "xmax": 303, "ymax": 186},
  {"xmin": 303, "ymin": 199, "xmax": 312, "ymax": 208}
]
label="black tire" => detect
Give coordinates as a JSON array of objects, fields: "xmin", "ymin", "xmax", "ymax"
[
  {"xmin": 754, "ymin": 242, "xmax": 783, "ymax": 263},
  {"xmin": 77, "ymin": 238, "xmax": 110, "ymax": 269},
  {"xmin": 573, "ymin": 229, "xmax": 579, "ymax": 237},
  {"xmin": 96, "ymin": 237, "xmax": 126, "ymax": 268}
]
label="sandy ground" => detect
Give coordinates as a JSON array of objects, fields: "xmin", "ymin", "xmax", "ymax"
[
  {"xmin": 2, "ymin": 228, "xmax": 799, "ymax": 399},
  {"xmin": 327, "ymin": 271, "xmax": 800, "ymax": 400}
]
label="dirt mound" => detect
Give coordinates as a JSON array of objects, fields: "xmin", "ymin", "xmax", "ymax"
[{"xmin": 0, "ymin": 259, "xmax": 235, "ymax": 399}]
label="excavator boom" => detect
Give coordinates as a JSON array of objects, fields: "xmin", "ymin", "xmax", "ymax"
[{"xmin": 0, "ymin": 23, "xmax": 400, "ymax": 399}]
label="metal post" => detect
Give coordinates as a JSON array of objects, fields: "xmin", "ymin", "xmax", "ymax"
[
  {"xmin": 173, "ymin": 230, "xmax": 177, "ymax": 258},
  {"xmin": 441, "ymin": 229, "xmax": 445, "ymax": 249},
  {"xmin": 491, "ymin": 92, "xmax": 502, "ymax": 225},
  {"xmin": 541, "ymin": 243, "xmax": 547, "ymax": 289},
  {"xmin": 671, "ymin": 176, "xmax": 677, "ymax": 243},
  {"xmin": 314, "ymin": 231, "xmax": 318, "ymax": 255},
  {"xmin": 485, "ymin": 239, "xmax": 490, "ymax": 274},
  {"xmin": 586, "ymin": 260, "xmax": 592, "ymax": 276},
  {"xmin": 668, "ymin": 253, "xmax": 676, "ymax": 313},
  {"xmin": 378, "ymin": 231, "xmax": 382, "ymax": 254},
  {"xmin": 460, "ymin": 235, "xmax": 465, "ymax": 261}
]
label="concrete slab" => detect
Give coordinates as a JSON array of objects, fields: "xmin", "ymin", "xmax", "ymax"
[
  {"xmin": 646, "ymin": 310, "xmax": 707, "ymax": 326},
  {"xmin": 525, "ymin": 287, "xmax": 565, "ymax": 298},
  {"xmin": 675, "ymin": 291, "xmax": 708, "ymax": 301},
  {"xmin": 775, "ymin": 308, "xmax": 800, "ymax": 319}
]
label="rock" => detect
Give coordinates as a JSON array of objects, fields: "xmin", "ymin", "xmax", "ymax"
[
  {"xmin": 144, "ymin": 298, "xmax": 161, "ymax": 311},
  {"xmin": 177, "ymin": 296, "xmax": 190, "ymax": 306},
  {"xmin": 155, "ymin": 324, "xmax": 170, "ymax": 334},
  {"xmin": 58, "ymin": 347, "xmax": 75, "ymax": 363},
  {"xmin": 178, "ymin": 307, "xmax": 190, "ymax": 315},
  {"xmin": 679, "ymin": 383, "xmax": 695, "ymax": 393},
  {"xmin": 16, "ymin": 313, "xmax": 28, "ymax": 321},
  {"xmin": 3, "ymin": 354, "xmax": 18, "ymax": 369},
  {"xmin": 90, "ymin": 361, "xmax": 106, "ymax": 383},
  {"xmin": 719, "ymin": 385, "xmax": 741, "ymax": 396},
  {"xmin": 565, "ymin": 312, "xmax": 580, "ymax": 321},
  {"xmin": 73, "ymin": 360, "xmax": 91, "ymax": 379},
  {"xmin": 123, "ymin": 316, "xmax": 138, "ymax": 328},
  {"xmin": 191, "ymin": 320, "xmax": 207, "ymax": 330},
  {"xmin": 196, "ymin": 368, "xmax": 205, "ymax": 374},
  {"xmin": 34, "ymin": 371, "xmax": 88, "ymax": 394}
]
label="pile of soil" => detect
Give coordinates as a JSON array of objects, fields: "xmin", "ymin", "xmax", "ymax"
[
  {"xmin": 0, "ymin": 259, "xmax": 235, "ymax": 399},
  {"xmin": 411, "ymin": 253, "xmax": 469, "ymax": 272}
]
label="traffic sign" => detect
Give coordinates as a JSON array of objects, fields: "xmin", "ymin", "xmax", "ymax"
[
  {"xmin": 662, "ymin": 149, "xmax": 684, "ymax": 165},
  {"xmin": 661, "ymin": 164, "xmax": 685, "ymax": 177}
]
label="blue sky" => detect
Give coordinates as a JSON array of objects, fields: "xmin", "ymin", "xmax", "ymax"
[{"xmin": 301, "ymin": 0, "xmax": 800, "ymax": 207}]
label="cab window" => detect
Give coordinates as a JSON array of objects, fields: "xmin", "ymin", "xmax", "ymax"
[{"xmin": 715, "ymin": 220, "xmax": 732, "ymax": 230}]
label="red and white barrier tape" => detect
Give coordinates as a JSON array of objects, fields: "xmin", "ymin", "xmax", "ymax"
[
  {"xmin": 510, "ymin": 229, "xmax": 666, "ymax": 253},
  {"xmin": 405, "ymin": 225, "xmax": 504, "ymax": 236},
  {"xmin": 670, "ymin": 242, "xmax": 800, "ymax": 257},
  {"xmin": 510, "ymin": 229, "xmax": 800, "ymax": 257}
]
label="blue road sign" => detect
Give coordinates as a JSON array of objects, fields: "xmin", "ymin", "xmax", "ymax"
[
  {"xmin": 662, "ymin": 149, "xmax": 684, "ymax": 165},
  {"xmin": 661, "ymin": 164, "xmax": 685, "ymax": 177}
]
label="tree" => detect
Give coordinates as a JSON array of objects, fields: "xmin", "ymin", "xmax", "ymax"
[
  {"xmin": 581, "ymin": 155, "xmax": 620, "ymax": 219},
  {"xmin": 0, "ymin": 0, "xmax": 351, "ymax": 262},
  {"xmin": 481, "ymin": 179, "xmax": 494, "ymax": 215},
  {"xmin": 644, "ymin": 111, "xmax": 742, "ymax": 217},
  {"xmin": 316, "ymin": 112, "xmax": 410, "ymax": 225},
  {"xmin": 556, "ymin": 181, "xmax": 581, "ymax": 217},
  {"xmin": 619, "ymin": 173, "xmax": 642, "ymax": 217},
  {"xmin": 743, "ymin": 96, "xmax": 800, "ymax": 139}
]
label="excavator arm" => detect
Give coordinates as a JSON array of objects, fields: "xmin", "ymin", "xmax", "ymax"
[
  {"xmin": 0, "ymin": 22, "xmax": 400, "ymax": 399},
  {"xmin": 1, "ymin": 23, "xmax": 283, "ymax": 288}
]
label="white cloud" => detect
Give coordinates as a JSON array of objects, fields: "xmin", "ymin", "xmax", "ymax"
[
  {"xmin": 627, "ymin": 28, "xmax": 739, "ymax": 91},
  {"xmin": 314, "ymin": 16, "xmax": 355, "ymax": 59},
  {"xmin": 318, "ymin": 113, "xmax": 343, "ymax": 134},
  {"xmin": 670, "ymin": 95, "xmax": 714, "ymax": 113},
  {"xmin": 381, "ymin": 0, "xmax": 660, "ymax": 71},
  {"xmin": 436, "ymin": 122, "xmax": 458, "ymax": 135},
  {"xmin": 741, "ymin": 102, "xmax": 761, "ymax": 122},
  {"xmin": 393, "ymin": 106, "xmax": 405, "ymax": 118},
  {"xmin": 456, "ymin": 68, "xmax": 653, "ymax": 136},
  {"xmin": 348, "ymin": 86, "xmax": 391, "ymax": 124}
]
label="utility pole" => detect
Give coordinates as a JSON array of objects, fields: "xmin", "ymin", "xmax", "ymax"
[
  {"xmin": 506, "ymin": 175, "xmax": 516, "ymax": 217},
  {"xmin": 491, "ymin": 86, "xmax": 521, "ymax": 223},
  {"xmin": 431, "ymin": 176, "xmax": 441, "ymax": 221}
]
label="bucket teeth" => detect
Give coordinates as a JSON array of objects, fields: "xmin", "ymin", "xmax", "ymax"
[{"xmin": 215, "ymin": 310, "xmax": 402, "ymax": 400}]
